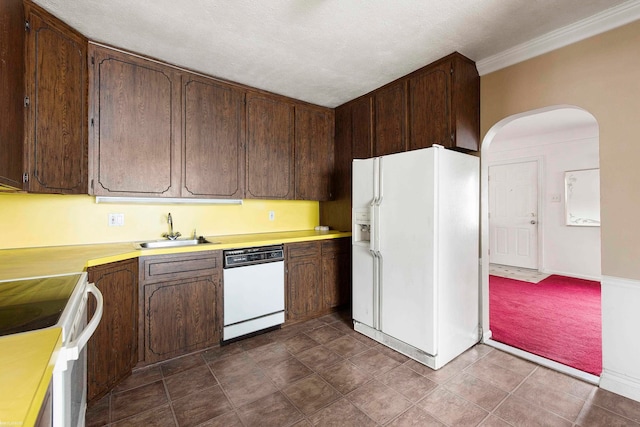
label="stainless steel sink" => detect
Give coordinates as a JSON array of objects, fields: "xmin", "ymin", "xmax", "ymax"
[{"xmin": 135, "ymin": 238, "xmax": 220, "ymax": 249}]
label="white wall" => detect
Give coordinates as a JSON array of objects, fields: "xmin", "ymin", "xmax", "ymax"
[{"xmin": 486, "ymin": 124, "xmax": 601, "ymax": 280}]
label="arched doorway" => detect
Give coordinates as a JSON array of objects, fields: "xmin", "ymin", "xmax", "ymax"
[{"xmin": 480, "ymin": 105, "xmax": 601, "ymax": 384}]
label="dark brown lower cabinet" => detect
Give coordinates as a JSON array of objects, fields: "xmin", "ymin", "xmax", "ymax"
[
  {"xmin": 286, "ymin": 237, "xmax": 351, "ymax": 323},
  {"xmin": 322, "ymin": 238, "xmax": 351, "ymax": 309},
  {"xmin": 139, "ymin": 251, "xmax": 222, "ymax": 365},
  {"xmin": 286, "ymin": 241, "xmax": 322, "ymax": 322},
  {"xmin": 143, "ymin": 276, "xmax": 219, "ymax": 363},
  {"xmin": 87, "ymin": 258, "xmax": 138, "ymax": 403}
]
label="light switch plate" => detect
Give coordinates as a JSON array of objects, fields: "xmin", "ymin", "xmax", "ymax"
[{"xmin": 108, "ymin": 213, "xmax": 125, "ymax": 226}]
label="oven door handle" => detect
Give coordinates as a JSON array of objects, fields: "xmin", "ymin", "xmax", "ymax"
[{"xmin": 64, "ymin": 282, "xmax": 104, "ymax": 362}]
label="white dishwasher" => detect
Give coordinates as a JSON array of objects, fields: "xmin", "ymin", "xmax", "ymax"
[{"xmin": 223, "ymin": 245, "xmax": 285, "ymax": 341}]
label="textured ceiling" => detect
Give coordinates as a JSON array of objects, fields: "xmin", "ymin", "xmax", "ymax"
[{"xmin": 34, "ymin": 0, "xmax": 630, "ymax": 107}]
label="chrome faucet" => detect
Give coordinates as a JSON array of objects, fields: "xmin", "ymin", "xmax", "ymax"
[{"xmin": 162, "ymin": 213, "xmax": 181, "ymax": 240}]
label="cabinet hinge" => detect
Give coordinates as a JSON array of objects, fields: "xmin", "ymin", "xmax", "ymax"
[
  {"xmin": 24, "ymin": 96, "xmax": 30, "ymax": 107},
  {"xmin": 23, "ymin": 172, "xmax": 29, "ymax": 183},
  {"xmin": 90, "ymin": 179, "xmax": 94, "ymax": 190},
  {"xmin": 450, "ymin": 67, "xmax": 454, "ymax": 74},
  {"xmin": 91, "ymin": 56, "xmax": 95, "ymax": 66},
  {"xmin": 450, "ymin": 132, "xmax": 454, "ymax": 142},
  {"xmin": 478, "ymin": 324, "xmax": 483, "ymax": 339},
  {"xmin": 25, "ymin": 20, "xmax": 30, "ymax": 32},
  {"xmin": 90, "ymin": 118, "xmax": 95, "ymax": 127}
]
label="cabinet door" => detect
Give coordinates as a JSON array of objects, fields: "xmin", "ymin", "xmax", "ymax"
[
  {"xmin": 450, "ymin": 55, "xmax": 480, "ymax": 151},
  {"xmin": 0, "ymin": 0, "xmax": 25, "ymax": 190},
  {"xmin": 320, "ymin": 104, "xmax": 354, "ymax": 233},
  {"xmin": 321, "ymin": 238, "xmax": 351, "ymax": 309},
  {"xmin": 25, "ymin": 4, "xmax": 87, "ymax": 194},
  {"xmin": 90, "ymin": 45, "xmax": 181, "ymax": 197},
  {"xmin": 286, "ymin": 242, "xmax": 321, "ymax": 322},
  {"xmin": 183, "ymin": 74, "xmax": 245, "ymax": 198},
  {"xmin": 374, "ymin": 82, "xmax": 407, "ymax": 157},
  {"xmin": 351, "ymin": 96, "xmax": 373, "ymax": 160},
  {"xmin": 144, "ymin": 274, "xmax": 220, "ymax": 363},
  {"xmin": 294, "ymin": 105, "xmax": 334, "ymax": 201},
  {"xmin": 408, "ymin": 61, "xmax": 450, "ymax": 150},
  {"xmin": 87, "ymin": 259, "xmax": 138, "ymax": 403},
  {"xmin": 246, "ymin": 94, "xmax": 294, "ymax": 199}
]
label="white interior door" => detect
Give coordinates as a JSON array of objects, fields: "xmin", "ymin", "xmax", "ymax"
[{"xmin": 489, "ymin": 160, "xmax": 539, "ymax": 269}]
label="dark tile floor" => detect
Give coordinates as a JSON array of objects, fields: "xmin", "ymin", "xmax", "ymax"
[{"xmin": 86, "ymin": 312, "xmax": 640, "ymax": 426}]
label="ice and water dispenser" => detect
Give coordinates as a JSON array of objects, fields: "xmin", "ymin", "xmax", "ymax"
[{"xmin": 353, "ymin": 209, "xmax": 371, "ymax": 245}]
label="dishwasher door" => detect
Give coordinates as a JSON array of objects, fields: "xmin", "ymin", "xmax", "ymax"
[{"xmin": 223, "ymin": 261, "xmax": 285, "ymax": 335}]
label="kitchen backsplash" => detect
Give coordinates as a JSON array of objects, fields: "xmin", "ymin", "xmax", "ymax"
[{"xmin": 0, "ymin": 193, "xmax": 318, "ymax": 249}]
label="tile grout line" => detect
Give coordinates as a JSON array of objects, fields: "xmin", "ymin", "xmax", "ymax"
[{"xmin": 159, "ymin": 361, "xmax": 180, "ymax": 427}]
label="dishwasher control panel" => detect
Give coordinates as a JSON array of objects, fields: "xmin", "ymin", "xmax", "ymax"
[{"xmin": 223, "ymin": 245, "xmax": 284, "ymax": 268}]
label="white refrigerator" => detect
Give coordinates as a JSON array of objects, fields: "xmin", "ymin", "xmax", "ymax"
[{"xmin": 352, "ymin": 145, "xmax": 479, "ymax": 370}]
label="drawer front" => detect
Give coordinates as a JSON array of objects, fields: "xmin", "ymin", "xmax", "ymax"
[
  {"xmin": 286, "ymin": 241, "xmax": 320, "ymax": 259},
  {"xmin": 141, "ymin": 251, "xmax": 220, "ymax": 283}
]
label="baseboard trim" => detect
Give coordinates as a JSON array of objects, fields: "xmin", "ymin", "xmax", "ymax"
[
  {"xmin": 484, "ymin": 338, "xmax": 600, "ymax": 385},
  {"xmin": 600, "ymin": 369, "xmax": 640, "ymax": 402},
  {"xmin": 540, "ymin": 269, "xmax": 601, "ymax": 282}
]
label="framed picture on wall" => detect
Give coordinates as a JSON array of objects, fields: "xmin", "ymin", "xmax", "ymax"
[{"xmin": 564, "ymin": 168, "xmax": 600, "ymax": 226}]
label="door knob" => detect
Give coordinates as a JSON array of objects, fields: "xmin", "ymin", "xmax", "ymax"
[{"xmin": 531, "ymin": 220, "xmax": 537, "ymax": 224}]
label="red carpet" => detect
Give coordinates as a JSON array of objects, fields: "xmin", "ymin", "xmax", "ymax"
[{"xmin": 490, "ymin": 274, "xmax": 602, "ymax": 375}]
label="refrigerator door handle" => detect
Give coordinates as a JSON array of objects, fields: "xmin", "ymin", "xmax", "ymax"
[
  {"xmin": 372, "ymin": 203, "xmax": 381, "ymax": 252},
  {"xmin": 372, "ymin": 157, "xmax": 380, "ymax": 205},
  {"xmin": 369, "ymin": 205, "xmax": 376, "ymax": 253},
  {"xmin": 371, "ymin": 250, "xmax": 380, "ymax": 330},
  {"xmin": 373, "ymin": 157, "xmax": 382, "ymax": 253},
  {"xmin": 376, "ymin": 157, "xmax": 384, "ymax": 206}
]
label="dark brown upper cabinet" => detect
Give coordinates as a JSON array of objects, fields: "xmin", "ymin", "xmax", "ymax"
[
  {"xmin": 0, "ymin": 1, "xmax": 87, "ymax": 193},
  {"xmin": 408, "ymin": 61, "xmax": 450, "ymax": 150},
  {"xmin": 374, "ymin": 81, "xmax": 407, "ymax": 157},
  {"xmin": 337, "ymin": 52, "xmax": 479, "ymax": 161},
  {"xmin": 89, "ymin": 44, "xmax": 182, "ymax": 197},
  {"xmin": 408, "ymin": 54, "xmax": 479, "ymax": 151},
  {"xmin": 448, "ymin": 54, "xmax": 480, "ymax": 151},
  {"xmin": 25, "ymin": 4, "xmax": 88, "ymax": 194},
  {"xmin": 294, "ymin": 105, "xmax": 334, "ymax": 201},
  {"xmin": 246, "ymin": 93, "xmax": 294, "ymax": 199},
  {"xmin": 90, "ymin": 44, "xmax": 336, "ymax": 201},
  {"xmin": 350, "ymin": 96, "xmax": 374, "ymax": 160},
  {"xmin": 182, "ymin": 74, "xmax": 245, "ymax": 198},
  {"xmin": 0, "ymin": 0, "xmax": 25, "ymax": 190}
]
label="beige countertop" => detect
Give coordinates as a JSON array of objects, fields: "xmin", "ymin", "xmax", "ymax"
[{"xmin": 0, "ymin": 230, "xmax": 351, "ymax": 281}]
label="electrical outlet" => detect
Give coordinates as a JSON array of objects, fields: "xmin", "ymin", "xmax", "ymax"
[
  {"xmin": 108, "ymin": 213, "xmax": 125, "ymax": 226},
  {"xmin": 268, "ymin": 211, "xmax": 275, "ymax": 221},
  {"xmin": 551, "ymin": 194, "xmax": 561, "ymax": 203}
]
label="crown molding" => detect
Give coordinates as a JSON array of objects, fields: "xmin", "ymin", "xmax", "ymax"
[{"xmin": 476, "ymin": 0, "xmax": 640, "ymax": 75}]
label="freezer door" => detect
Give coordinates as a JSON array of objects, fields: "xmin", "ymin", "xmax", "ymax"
[
  {"xmin": 352, "ymin": 158, "xmax": 376, "ymax": 328},
  {"xmin": 377, "ymin": 148, "xmax": 438, "ymax": 355}
]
